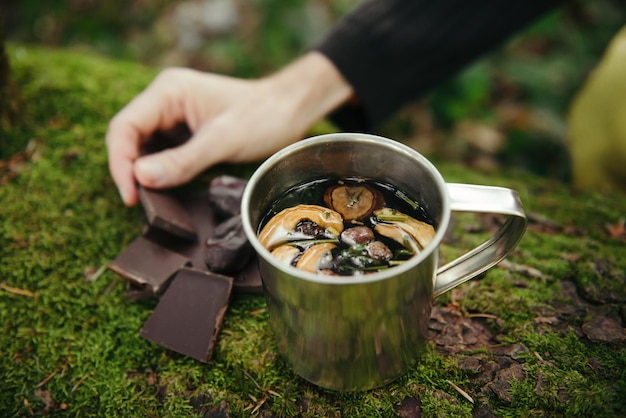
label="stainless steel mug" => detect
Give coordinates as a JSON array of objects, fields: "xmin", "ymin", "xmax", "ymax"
[{"xmin": 241, "ymin": 133, "xmax": 527, "ymax": 391}]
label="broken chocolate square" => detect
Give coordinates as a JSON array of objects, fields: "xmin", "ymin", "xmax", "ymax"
[
  {"xmin": 208, "ymin": 175, "xmax": 248, "ymax": 218},
  {"xmin": 178, "ymin": 193, "xmax": 263, "ymax": 294},
  {"xmin": 108, "ymin": 235, "xmax": 191, "ymax": 296},
  {"xmin": 140, "ymin": 124, "xmax": 192, "ymax": 156},
  {"xmin": 139, "ymin": 186, "xmax": 198, "ymax": 241},
  {"xmin": 140, "ymin": 267, "xmax": 233, "ymax": 363},
  {"xmin": 168, "ymin": 192, "xmax": 217, "ymax": 268},
  {"xmin": 113, "ymin": 188, "xmax": 262, "ymax": 296},
  {"xmin": 205, "ymin": 214, "xmax": 254, "ymax": 275},
  {"xmin": 234, "ymin": 258, "xmax": 264, "ymax": 294}
]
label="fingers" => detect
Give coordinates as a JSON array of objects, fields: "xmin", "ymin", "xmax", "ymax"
[
  {"xmin": 132, "ymin": 115, "xmax": 242, "ymax": 189},
  {"xmin": 106, "ymin": 117, "xmax": 141, "ymax": 206},
  {"xmin": 133, "ymin": 138, "xmax": 209, "ymax": 189},
  {"xmin": 106, "ymin": 70, "xmax": 189, "ymax": 205},
  {"xmin": 106, "ymin": 62, "xmax": 330, "ymax": 205}
]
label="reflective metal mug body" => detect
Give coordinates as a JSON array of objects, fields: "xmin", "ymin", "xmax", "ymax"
[{"xmin": 241, "ymin": 133, "xmax": 527, "ymax": 391}]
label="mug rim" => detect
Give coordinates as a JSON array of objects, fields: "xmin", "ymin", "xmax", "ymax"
[{"xmin": 241, "ymin": 133, "xmax": 452, "ymax": 285}]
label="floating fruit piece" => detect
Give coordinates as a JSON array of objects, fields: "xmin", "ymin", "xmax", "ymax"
[
  {"xmin": 373, "ymin": 208, "xmax": 435, "ymax": 254},
  {"xmin": 340, "ymin": 226, "xmax": 375, "ymax": 245},
  {"xmin": 258, "ymin": 204, "xmax": 344, "ymax": 251},
  {"xmin": 295, "ymin": 242, "xmax": 336, "ymax": 273},
  {"xmin": 324, "ymin": 184, "xmax": 383, "ymax": 221},
  {"xmin": 365, "ymin": 240, "xmax": 393, "ymax": 261},
  {"xmin": 270, "ymin": 244, "xmax": 301, "ymax": 266}
]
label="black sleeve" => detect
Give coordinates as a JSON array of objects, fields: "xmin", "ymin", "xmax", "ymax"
[{"xmin": 315, "ymin": 0, "xmax": 565, "ymax": 131}]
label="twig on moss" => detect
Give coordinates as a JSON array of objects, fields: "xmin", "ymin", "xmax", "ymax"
[
  {"xmin": 35, "ymin": 367, "xmax": 59, "ymax": 388},
  {"xmin": 242, "ymin": 370, "xmax": 282, "ymax": 414},
  {"xmin": 468, "ymin": 313, "xmax": 499, "ymax": 320},
  {"xmin": 100, "ymin": 276, "xmax": 120, "ymax": 298},
  {"xmin": 446, "ymin": 380, "xmax": 474, "ymax": 404},
  {"xmin": 71, "ymin": 373, "xmax": 91, "ymax": 393},
  {"xmin": 1, "ymin": 282, "xmax": 36, "ymax": 297},
  {"xmin": 498, "ymin": 259, "xmax": 545, "ymax": 280},
  {"xmin": 85, "ymin": 265, "xmax": 107, "ymax": 282}
]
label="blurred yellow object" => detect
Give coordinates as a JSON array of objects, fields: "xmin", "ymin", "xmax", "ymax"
[{"xmin": 568, "ymin": 26, "xmax": 626, "ymax": 193}]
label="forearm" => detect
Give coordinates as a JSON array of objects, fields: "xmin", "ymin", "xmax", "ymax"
[
  {"xmin": 262, "ymin": 51, "xmax": 354, "ymax": 133},
  {"xmin": 315, "ymin": 0, "xmax": 566, "ymax": 130}
]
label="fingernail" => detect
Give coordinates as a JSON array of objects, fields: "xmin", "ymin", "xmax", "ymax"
[
  {"xmin": 136, "ymin": 159, "xmax": 165, "ymax": 185},
  {"xmin": 119, "ymin": 188, "xmax": 131, "ymax": 205}
]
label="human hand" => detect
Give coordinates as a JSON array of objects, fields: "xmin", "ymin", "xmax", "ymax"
[{"xmin": 106, "ymin": 52, "xmax": 352, "ymax": 206}]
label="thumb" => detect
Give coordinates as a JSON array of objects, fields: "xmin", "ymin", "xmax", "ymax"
[{"xmin": 133, "ymin": 136, "xmax": 212, "ymax": 189}]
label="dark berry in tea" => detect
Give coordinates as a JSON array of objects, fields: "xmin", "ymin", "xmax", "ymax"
[{"xmin": 258, "ymin": 177, "xmax": 436, "ymax": 276}]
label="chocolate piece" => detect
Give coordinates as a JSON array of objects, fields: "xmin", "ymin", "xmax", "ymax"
[
  {"xmin": 174, "ymin": 193, "xmax": 219, "ymax": 268},
  {"xmin": 140, "ymin": 268, "xmax": 233, "ymax": 363},
  {"xmin": 142, "ymin": 224, "xmax": 198, "ymax": 262},
  {"xmin": 139, "ymin": 187, "xmax": 198, "ymax": 241},
  {"xmin": 234, "ymin": 258, "xmax": 263, "ymax": 294},
  {"xmin": 108, "ymin": 235, "xmax": 191, "ymax": 296},
  {"xmin": 140, "ymin": 124, "xmax": 192, "ymax": 155},
  {"xmin": 133, "ymin": 191, "xmax": 262, "ymax": 294},
  {"xmin": 208, "ymin": 175, "xmax": 247, "ymax": 218},
  {"xmin": 125, "ymin": 281, "xmax": 160, "ymax": 301},
  {"xmin": 205, "ymin": 214, "xmax": 254, "ymax": 274},
  {"xmin": 178, "ymin": 193, "xmax": 263, "ymax": 294}
]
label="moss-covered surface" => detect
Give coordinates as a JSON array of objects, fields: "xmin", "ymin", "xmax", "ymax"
[{"xmin": 1, "ymin": 45, "xmax": 625, "ymax": 417}]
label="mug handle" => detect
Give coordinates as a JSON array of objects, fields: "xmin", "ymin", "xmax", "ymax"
[{"xmin": 433, "ymin": 183, "xmax": 528, "ymax": 298}]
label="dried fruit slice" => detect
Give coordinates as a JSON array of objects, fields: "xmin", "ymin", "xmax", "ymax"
[
  {"xmin": 295, "ymin": 242, "xmax": 336, "ymax": 273},
  {"xmin": 258, "ymin": 204, "xmax": 344, "ymax": 250},
  {"xmin": 324, "ymin": 184, "xmax": 383, "ymax": 221},
  {"xmin": 374, "ymin": 208, "xmax": 435, "ymax": 254}
]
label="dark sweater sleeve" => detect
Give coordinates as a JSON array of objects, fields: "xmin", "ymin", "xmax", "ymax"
[{"xmin": 315, "ymin": 0, "xmax": 565, "ymax": 131}]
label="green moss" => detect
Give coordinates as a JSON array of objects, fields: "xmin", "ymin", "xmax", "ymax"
[
  {"xmin": 498, "ymin": 329, "xmax": 626, "ymax": 417},
  {"xmin": 1, "ymin": 45, "xmax": 625, "ymax": 417}
]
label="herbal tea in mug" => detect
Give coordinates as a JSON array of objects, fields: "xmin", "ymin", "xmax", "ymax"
[
  {"xmin": 257, "ymin": 177, "xmax": 437, "ymax": 276},
  {"xmin": 241, "ymin": 133, "xmax": 527, "ymax": 391}
]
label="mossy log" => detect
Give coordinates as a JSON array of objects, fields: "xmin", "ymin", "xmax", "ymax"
[
  {"xmin": 0, "ymin": 45, "xmax": 625, "ymax": 417},
  {"xmin": 0, "ymin": 26, "xmax": 22, "ymax": 158}
]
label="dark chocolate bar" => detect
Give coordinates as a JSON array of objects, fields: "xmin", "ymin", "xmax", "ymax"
[
  {"xmin": 173, "ymin": 193, "xmax": 218, "ymax": 268},
  {"xmin": 108, "ymin": 235, "xmax": 191, "ymax": 296},
  {"xmin": 205, "ymin": 214, "xmax": 254, "ymax": 274},
  {"xmin": 234, "ymin": 258, "xmax": 264, "ymax": 294},
  {"xmin": 139, "ymin": 268, "xmax": 233, "ymax": 363},
  {"xmin": 139, "ymin": 187, "xmax": 198, "ymax": 241},
  {"xmin": 208, "ymin": 175, "xmax": 248, "ymax": 218},
  {"xmin": 178, "ymin": 193, "xmax": 263, "ymax": 294},
  {"xmin": 113, "ymin": 189, "xmax": 262, "ymax": 296}
]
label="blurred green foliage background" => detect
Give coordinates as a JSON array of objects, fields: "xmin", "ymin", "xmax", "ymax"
[{"xmin": 3, "ymin": 0, "xmax": 626, "ymax": 180}]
